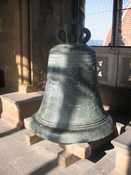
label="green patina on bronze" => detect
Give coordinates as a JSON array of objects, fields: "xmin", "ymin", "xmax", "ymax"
[
  {"xmin": 25, "ymin": 0, "xmax": 114, "ymax": 144},
  {"xmin": 26, "ymin": 44, "xmax": 113, "ymax": 144}
]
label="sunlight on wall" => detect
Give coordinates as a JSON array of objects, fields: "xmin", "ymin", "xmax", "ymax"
[{"xmin": 16, "ymin": 54, "xmax": 31, "ymax": 86}]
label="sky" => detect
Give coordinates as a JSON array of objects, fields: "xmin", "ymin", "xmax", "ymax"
[{"xmin": 85, "ymin": 0, "xmax": 129, "ymax": 42}]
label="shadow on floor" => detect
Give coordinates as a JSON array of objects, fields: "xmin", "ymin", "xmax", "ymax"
[
  {"xmin": 30, "ymin": 146, "xmax": 65, "ymax": 175},
  {"xmin": 30, "ymin": 158, "xmax": 58, "ymax": 175},
  {"xmin": 89, "ymin": 143, "xmax": 114, "ymax": 163},
  {"xmin": 0, "ymin": 128, "xmax": 21, "ymax": 138}
]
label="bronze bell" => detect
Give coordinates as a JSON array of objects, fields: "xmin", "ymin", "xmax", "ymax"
[
  {"xmin": 25, "ymin": 44, "xmax": 114, "ymax": 144},
  {"xmin": 25, "ymin": 0, "xmax": 114, "ymax": 144}
]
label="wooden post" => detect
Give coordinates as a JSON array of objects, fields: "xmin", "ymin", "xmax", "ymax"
[
  {"xmin": 112, "ymin": 0, "xmax": 123, "ymax": 46},
  {"xmin": 18, "ymin": 0, "xmax": 32, "ymax": 92}
]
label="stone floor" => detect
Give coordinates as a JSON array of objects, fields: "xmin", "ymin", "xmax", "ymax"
[{"xmin": 0, "ymin": 119, "xmax": 115, "ymax": 175}]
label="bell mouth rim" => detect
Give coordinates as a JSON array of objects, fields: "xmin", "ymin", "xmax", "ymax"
[
  {"xmin": 25, "ymin": 115, "xmax": 114, "ymax": 144},
  {"xmin": 33, "ymin": 115, "xmax": 113, "ymax": 131}
]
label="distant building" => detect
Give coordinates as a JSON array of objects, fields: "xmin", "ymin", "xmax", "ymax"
[{"xmin": 104, "ymin": 2, "xmax": 131, "ymax": 46}]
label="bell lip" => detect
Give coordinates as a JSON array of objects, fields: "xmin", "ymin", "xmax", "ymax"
[
  {"xmin": 25, "ymin": 115, "xmax": 114, "ymax": 144},
  {"xmin": 34, "ymin": 115, "xmax": 111, "ymax": 131}
]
